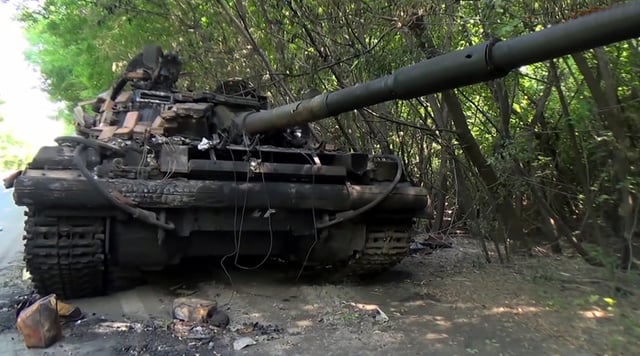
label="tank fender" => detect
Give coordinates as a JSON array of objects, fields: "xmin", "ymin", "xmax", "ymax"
[{"xmin": 3, "ymin": 170, "xmax": 22, "ymax": 189}]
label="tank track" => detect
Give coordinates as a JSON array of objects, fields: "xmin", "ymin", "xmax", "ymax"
[
  {"xmin": 326, "ymin": 224, "xmax": 412, "ymax": 280},
  {"xmin": 23, "ymin": 211, "xmax": 107, "ymax": 299},
  {"xmin": 348, "ymin": 224, "xmax": 411, "ymax": 274}
]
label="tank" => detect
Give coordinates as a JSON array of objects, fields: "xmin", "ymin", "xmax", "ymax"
[{"xmin": 7, "ymin": 2, "xmax": 640, "ymax": 299}]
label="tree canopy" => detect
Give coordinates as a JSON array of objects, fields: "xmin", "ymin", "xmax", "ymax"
[
  {"xmin": 17, "ymin": 0, "xmax": 640, "ymax": 269},
  {"xmin": 0, "ymin": 99, "xmax": 32, "ymax": 171}
]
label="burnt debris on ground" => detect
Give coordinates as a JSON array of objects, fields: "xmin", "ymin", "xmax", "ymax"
[{"xmin": 0, "ymin": 235, "xmax": 638, "ymax": 355}]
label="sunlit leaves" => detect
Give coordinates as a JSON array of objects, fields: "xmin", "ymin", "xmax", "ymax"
[{"xmin": 0, "ymin": 103, "xmax": 31, "ymax": 170}]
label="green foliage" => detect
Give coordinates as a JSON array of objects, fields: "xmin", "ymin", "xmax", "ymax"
[{"xmin": 0, "ymin": 103, "xmax": 31, "ymax": 171}]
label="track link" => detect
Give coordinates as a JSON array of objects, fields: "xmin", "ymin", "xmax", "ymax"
[
  {"xmin": 23, "ymin": 211, "xmax": 107, "ymax": 299},
  {"xmin": 341, "ymin": 224, "xmax": 411, "ymax": 276},
  {"xmin": 309, "ymin": 224, "xmax": 412, "ymax": 281},
  {"xmin": 345, "ymin": 225, "xmax": 411, "ymax": 275}
]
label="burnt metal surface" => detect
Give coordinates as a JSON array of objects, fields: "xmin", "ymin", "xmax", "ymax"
[
  {"xmin": 13, "ymin": 173, "xmax": 427, "ymax": 211},
  {"xmin": 159, "ymin": 145, "xmax": 189, "ymax": 173},
  {"xmin": 187, "ymin": 160, "xmax": 347, "ymax": 178}
]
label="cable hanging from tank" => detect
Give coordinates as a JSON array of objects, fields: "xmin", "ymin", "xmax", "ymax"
[
  {"xmin": 220, "ymin": 133, "xmax": 275, "ymax": 280},
  {"xmin": 55, "ymin": 136, "xmax": 175, "ymax": 230},
  {"xmin": 232, "ymin": 137, "xmax": 274, "ymax": 270},
  {"xmin": 295, "ymin": 151, "xmax": 319, "ymax": 280},
  {"xmin": 315, "ymin": 154, "xmax": 404, "ymax": 229},
  {"xmin": 220, "ymin": 146, "xmax": 240, "ymax": 285}
]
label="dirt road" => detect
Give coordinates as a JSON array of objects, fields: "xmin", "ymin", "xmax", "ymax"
[{"xmin": 1, "ymin": 187, "xmax": 638, "ymax": 355}]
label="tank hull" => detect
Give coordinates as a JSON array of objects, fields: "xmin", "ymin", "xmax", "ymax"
[{"xmin": 14, "ymin": 166, "xmax": 428, "ymax": 299}]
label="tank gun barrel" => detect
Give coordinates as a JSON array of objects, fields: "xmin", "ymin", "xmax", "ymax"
[{"xmin": 236, "ymin": 2, "xmax": 640, "ymax": 134}]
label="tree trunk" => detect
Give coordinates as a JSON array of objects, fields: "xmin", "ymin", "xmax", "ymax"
[
  {"xmin": 442, "ymin": 90, "xmax": 527, "ymax": 245},
  {"xmin": 514, "ymin": 161, "xmax": 602, "ymax": 266},
  {"xmin": 572, "ymin": 50, "xmax": 637, "ymax": 270},
  {"xmin": 453, "ymin": 156, "xmax": 491, "ymax": 262}
]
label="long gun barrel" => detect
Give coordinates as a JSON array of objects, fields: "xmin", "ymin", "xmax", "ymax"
[{"xmin": 235, "ymin": 2, "xmax": 640, "ymax": 134}]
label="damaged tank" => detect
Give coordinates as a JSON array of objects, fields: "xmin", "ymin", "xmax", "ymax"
[{"xmin": 8, "ymin": 2, "xmax": 640, "ymax": 299}]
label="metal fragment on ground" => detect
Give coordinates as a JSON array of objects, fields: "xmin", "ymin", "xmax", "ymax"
[{"xmin": 233, "ymin": 336, "xmax": 256, "ymax": 350}]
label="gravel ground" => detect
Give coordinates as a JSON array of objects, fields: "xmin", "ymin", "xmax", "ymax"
[{"xmin": 0, "ymin": 234, "xmax": 638, "ymax": 356}]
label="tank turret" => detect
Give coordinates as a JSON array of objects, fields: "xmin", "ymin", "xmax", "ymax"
[{"xmin": 8, "ymin": 2, "xmax": 640, "ymax": 299}]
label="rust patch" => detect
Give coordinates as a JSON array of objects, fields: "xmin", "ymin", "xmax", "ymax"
[
  {"xmin": 98, "ymin": 126, "xmax": 118, "ymax": 140},
  {"xmin": 114, "ymin": 111, "xmax": 140, "ymax": 138},
  {"xmin": 110, "ymin": 190, "xmax": 137, "ymax": 206}
]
